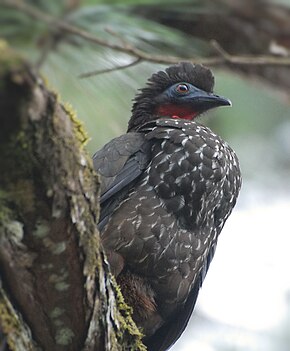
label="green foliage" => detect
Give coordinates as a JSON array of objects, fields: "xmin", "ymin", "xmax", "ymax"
[
  {"xmin": 0, "ymin": 0, "xmax": 64, "ymax": 45},
  {"xmin": 0, "ymin": 0, "xmax": 208, "ymax": 57}
]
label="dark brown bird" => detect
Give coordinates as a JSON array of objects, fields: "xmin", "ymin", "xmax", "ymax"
[{"xmin": 93, "ymin": 62, "xmax": 241, "ymax": 351}]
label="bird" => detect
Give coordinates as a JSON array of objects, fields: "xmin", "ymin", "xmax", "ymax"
[{"xmin": 93, "ymin": 62, "xmax": 241, "ymax": 351}]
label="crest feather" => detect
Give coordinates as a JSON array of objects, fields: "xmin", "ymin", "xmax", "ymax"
[{"xmin": 134, "ymin": 62, "xmax": 214, "ymax": 105}]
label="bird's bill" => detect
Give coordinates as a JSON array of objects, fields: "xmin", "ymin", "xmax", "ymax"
[{"xmin": 187, "ymin": 88, "xmax": 232, "ymax": 110}]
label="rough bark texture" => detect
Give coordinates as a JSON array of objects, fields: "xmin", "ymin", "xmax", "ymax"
[
  {"xmin": 0, "ymin": 44, "xmax": 144, "ymax": 351},
  {"xmin": 134, "ymin": 0, "xmax": 290, "ymax": 94}
]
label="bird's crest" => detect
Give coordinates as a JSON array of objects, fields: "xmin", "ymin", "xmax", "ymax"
[{"xmin": 135, "ymin": 62, "xmax": 214, "ymax": 102}]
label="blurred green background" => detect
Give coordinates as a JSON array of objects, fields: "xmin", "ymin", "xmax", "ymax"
[{"xmin": 1, "ymin": 0, "xmax": 290, "ymax": 350}]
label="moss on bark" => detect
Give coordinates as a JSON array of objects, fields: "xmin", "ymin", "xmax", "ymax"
[{"xmin": 0, "ymin": 44, "xmax": 145, "ymax": 351}]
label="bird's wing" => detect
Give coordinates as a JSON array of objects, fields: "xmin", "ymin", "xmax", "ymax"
[
  {"xmin": 145, "ymin": 243, "xmax": 217, "ymax": 351},
  {"xmin": 93, "ymin": 132, "xmax": 151, "ymax": 230}
]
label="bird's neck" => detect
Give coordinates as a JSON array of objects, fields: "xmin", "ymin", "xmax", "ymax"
[
  {"xmin": 155, "ymin": 104, "xmax": 199, "ymax": 120},
  {"xmin": 128, "ymin": 101, "xmax": 199, "ymax": 132}
]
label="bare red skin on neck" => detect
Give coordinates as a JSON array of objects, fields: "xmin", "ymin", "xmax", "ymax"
[{"xmin": 155, "ymin": 104, "xmax": 198, "ymax": 120}]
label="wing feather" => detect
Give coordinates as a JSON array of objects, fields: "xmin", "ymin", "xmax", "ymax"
[{"xmin": 93, "ymin": 132, "xmax": 151, "ymax": 231}]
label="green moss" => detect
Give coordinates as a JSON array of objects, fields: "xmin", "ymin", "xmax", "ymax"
[
  {"xmin": 54, "ymin": 327, "xmax": 75, "ymax": 345},
  {"xmin": 54, "ymin": 282, "xmax": 70, "ymax": 291},
  {"xmin": 51, "ymin": 241, "xmax": 66, "ymax": 255},
  {"xmin": 0, "ymin": 191, "xmax": 13, "ymax": 224},
  {"xmin": 0, "ymin": 297, "xmax": 19, "ymax": 334},
  {"xmin": 40, "ymin": 263, "xmax": 54, "ymax": 270},
  {"xmin": 83, "ymin": 233, "xmax": 100, "ymax": 276},
  {"xmin": 50, "ymin": 307, "xmax": 65, "ymax": 319},
  {"xmin": 48, "ymin": 271, "xmax": 70, "ymax": 291},
  {"xmin": 0, "ymin": 288, "xmax": 39, "ymax": 350},
  {"xmin": 33, "ymin": 220, "xmax": 49, "ymax": 239},
  {"xmin": 4, "ymin": 221, "xmax": 24, "ymax": 242},
  {"xmin": 0, "ymin": 192, "xmax": 25, "ymax": 244},
  {"xmin": 53, "ymin": 319, "xmax": 64, "ymax": 327},
  {"xmin": 0, "ymin": 39, "xmax": 23, "ymax": 81},
  {"xmin": 15, "ymin": 131, "xmax": 29, "ymax": 150},
  {"xmin": 63, "ymin": 102, "xmax": 89, "ymax": 147},
  {"xmin": 50, "ymin": 307, "xmax": 65, "ymax": 328},
  {"xmin": 110, "ymin": 274, "xmax": 146, "ymax": 351}
]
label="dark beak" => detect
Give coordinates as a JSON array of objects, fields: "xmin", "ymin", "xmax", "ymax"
[{"xmin": 187, "ymin": 87, "xmax": 231, "ymax": 111}]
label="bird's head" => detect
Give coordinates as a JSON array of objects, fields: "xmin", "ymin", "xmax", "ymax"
[{"xmin": 128, "ymin": 62, "xmax": 231, "ymax": 131}]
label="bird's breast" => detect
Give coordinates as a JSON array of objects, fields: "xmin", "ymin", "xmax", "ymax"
[
  {"xmin": 145, "ymin": 121, "xmax": 229, "ymax": 230},
  {"xmin": 102, "ymin": 121, "xmax": 240, "ymax": 311}
]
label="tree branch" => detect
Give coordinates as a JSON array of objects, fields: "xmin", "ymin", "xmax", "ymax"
[
  {"xmin": 78, "ymin": 58, "xmax": 142, "ymax": 78},
  {"xmin": 2, "ymin": 0, "xmax": 290, "ymax": 76},
  {"xmin": 210, "ymin": 39, "xmax": 290, "ymax": 66}
]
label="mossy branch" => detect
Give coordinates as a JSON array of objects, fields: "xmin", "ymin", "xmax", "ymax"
[{"xmin": 0, "ymin": 43, "xmax": 144, "ymax": 351}]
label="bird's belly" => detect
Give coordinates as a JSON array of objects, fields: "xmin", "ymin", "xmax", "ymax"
[{"xmin": 101, "ymin": 184, "xmax": 216, "ymax": 313}]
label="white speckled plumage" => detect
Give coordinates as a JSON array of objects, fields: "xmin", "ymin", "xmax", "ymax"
[{"xmin": 93, "ymin": 63, "xmax": 241, "ymax": 351}]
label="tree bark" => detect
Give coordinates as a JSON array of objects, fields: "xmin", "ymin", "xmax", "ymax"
[{"xmin": 0, "ymin": 44, "xmax": 144, "ymax": 351}]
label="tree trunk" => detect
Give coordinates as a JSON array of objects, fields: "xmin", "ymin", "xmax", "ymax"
[{"xmin": 0, "ymin": 44, "xmax": 144, "ymax": 351}]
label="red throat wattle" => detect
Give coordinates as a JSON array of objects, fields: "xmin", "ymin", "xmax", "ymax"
[{"xmin": 155, "ymin": 104, "xmax": 199, "ymax": 120}]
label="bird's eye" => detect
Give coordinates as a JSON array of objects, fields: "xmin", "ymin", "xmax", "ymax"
[{"xmin": 176, "ymin": 84, "xmax": 189, "ymax": 94}]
